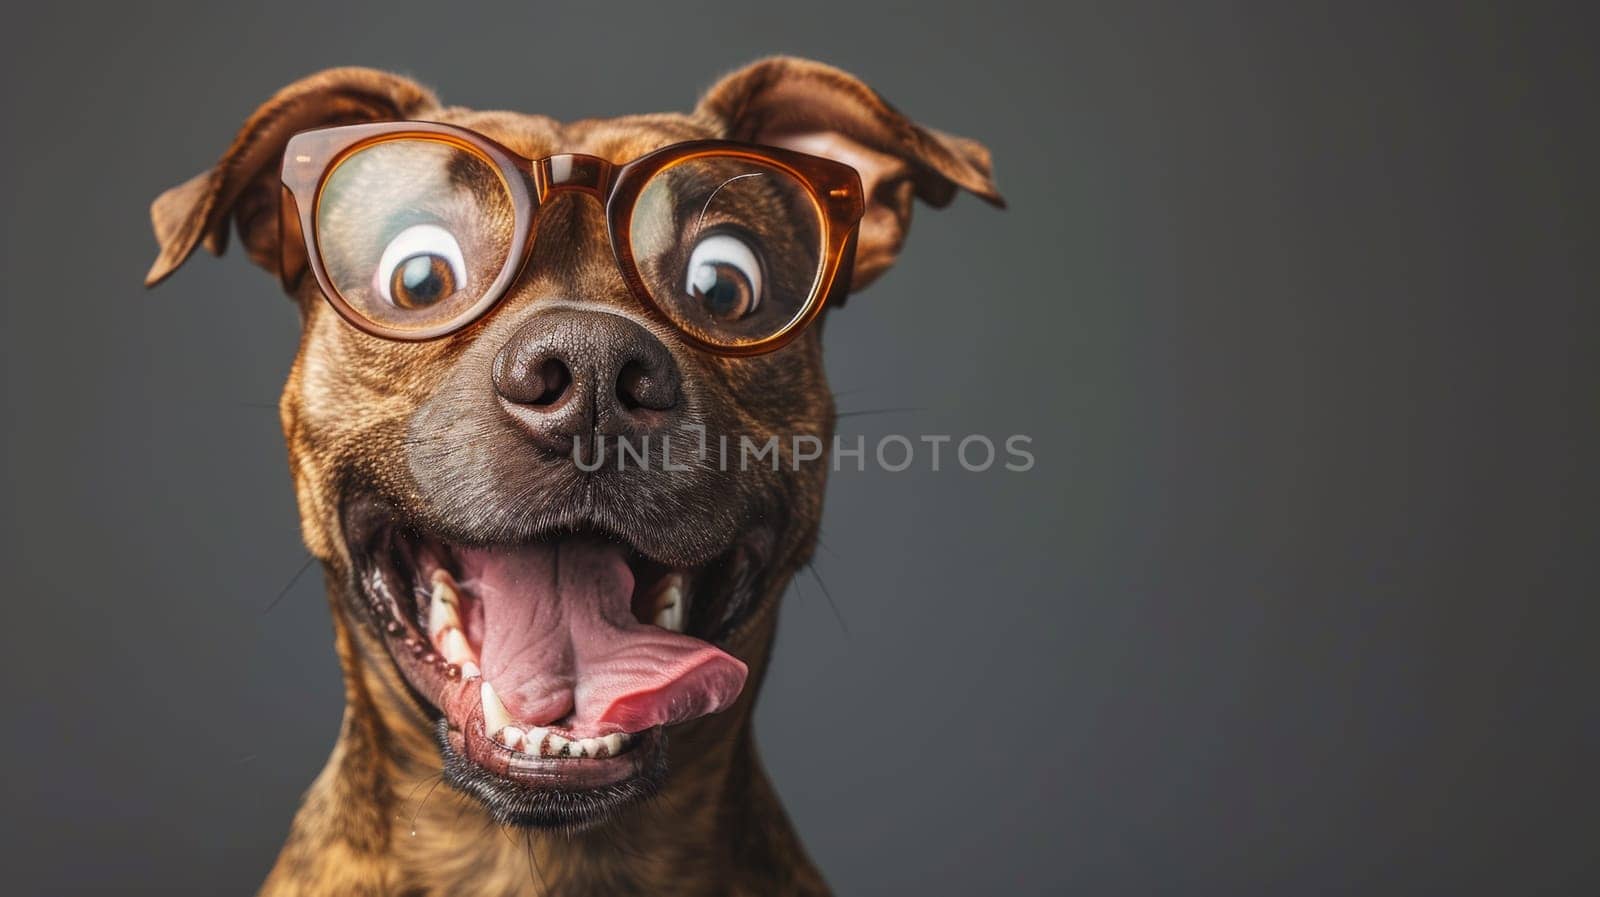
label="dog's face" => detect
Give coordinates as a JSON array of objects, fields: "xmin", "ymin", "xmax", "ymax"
[{"xmin": 148, "ymin": 59, "xmax": 999, "ymax": 831}]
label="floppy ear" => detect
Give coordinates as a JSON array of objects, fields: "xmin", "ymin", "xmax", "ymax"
[
  {"xmin": 144, "ymin": 67, "xmax": 438, "ymax": 289},
  {"xmin": 696, "ymin": 57, "xmax": 1003, "ymax": 292}
]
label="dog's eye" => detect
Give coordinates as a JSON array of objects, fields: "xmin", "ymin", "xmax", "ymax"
[
  {"xmin": 684, "ymin": 233, "xmax": 762, "ymax": 321},
  {"xmin": 376, "ymin": 224, "xmax": 467, "ymax": 310}
]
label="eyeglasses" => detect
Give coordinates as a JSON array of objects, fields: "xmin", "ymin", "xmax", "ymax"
[{"xmin": 278, "ymin": 121, "xmax": 865, "ymax": 355}]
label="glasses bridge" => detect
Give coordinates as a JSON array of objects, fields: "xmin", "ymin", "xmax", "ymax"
[{"xmin": 534, "ymin": 154, "xmax": 615, "ymax": 200}]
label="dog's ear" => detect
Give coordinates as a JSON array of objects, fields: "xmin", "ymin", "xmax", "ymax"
[
  {"xmin": 144, "ymin": 67, "xmax": 438, "ymax": 289},
  {"xmin": 697, "ymin": 57, "xmax": 1003, "ymax": 291}
]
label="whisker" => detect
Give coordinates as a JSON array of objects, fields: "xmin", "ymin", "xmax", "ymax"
[
  {"xmin": 263, "ymin": 554, "xmax": 316, "ymax": 614},
  {"xmin": 453, "ymin": 793, "xmax": 476, "ymax": 826},
  {"xmin": 835, "ymin": 406, "xmax": 926, "ymax": 420},
  {"xmin": 407, "ymin": 775, "xmax": 445, "ymax": 836},
  {"xmin": 805, "ymin": 560, "xmax": 849, "ymax": 637},
  {"xmin": 692, "ymin": 172, "xmax": 766, "ymax": 242},
  {"xmin": 522, "ymin": 829, "xmax": 547, "ymax": 892}
]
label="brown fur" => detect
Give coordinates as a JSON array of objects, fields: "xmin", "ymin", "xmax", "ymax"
[{"xmin": 147, "ymin": 58, "xmax": 999, "ymax": 896}]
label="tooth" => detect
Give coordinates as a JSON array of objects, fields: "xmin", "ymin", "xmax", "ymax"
[
  {"xmin": 428, "ymin": 577, "xmax": 462, "ymax": 639},
  {"xmin": 546, "ymin": 733, "xmax": 570, "ymax": 758},
  {"xmin": 601, "ymin": 733, "xmax": 624, "ymax": 757},
  {"xmin": 460, "ymin": 661, "xmax": 481, "ymax": 680},
  {"xmin": 430, "ymin": 570, "xmax": 458, "ymax": 600},
  {"xmin": 522, "ymin": 726, "xmax": 549, "ymax": 755},
  {"xmin": 653, "ymin": 601, "xmax": 682, "ymax": 632},
  {"xmin": 653, "ymin": 575, "xmax": 685, "ymax": 632},
  {"xmin": 481, "ymin": 681, "xmax": 512, "ymax": 736},
  {"xmin": 438, "ymin": 628, "xmax": 473, "ymax": 664},
  {"xmin": 497, "ymin": 725, "xmax": 525, "ymax": 749}
]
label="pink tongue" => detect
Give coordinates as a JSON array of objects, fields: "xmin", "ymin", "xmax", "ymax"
[{"xmin": 458, "ymin": 540, "xmax": 747, "ymax": 734}]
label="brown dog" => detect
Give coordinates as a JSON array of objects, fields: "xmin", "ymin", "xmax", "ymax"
[{"xmin": 147, "ymin": 57, "xmax": 1000, "ymax": 896}]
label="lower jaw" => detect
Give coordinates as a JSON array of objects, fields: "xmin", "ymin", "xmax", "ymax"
[{"xmin": 437, "ymin": 720, "xmax": 668, "ymax": 830}]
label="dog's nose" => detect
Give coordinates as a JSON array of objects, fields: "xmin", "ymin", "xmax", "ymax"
[{"xmin": 493, "ymin": 308, "xmax": 681, "ymax": 454}]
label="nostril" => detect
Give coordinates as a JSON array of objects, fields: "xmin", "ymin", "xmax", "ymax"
[
  {"xmin": 532, "ymin": 359, "xmax": 571, "ymax": 406},
  {"xmin": 493, "ymin": 343, "xmax": 576, "ymax": 408},
  {"xmin": 616, "ymin": 360, "xmax": 678, "ymax": 412},
  {"xmin": 616, "ymin": 361, "xmax": 646, "ymax": 411}
]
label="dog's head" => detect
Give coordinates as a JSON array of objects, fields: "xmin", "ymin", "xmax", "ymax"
[{"xmin": 147, "ymin": 58, "xmax": 999, "ymax": 830}]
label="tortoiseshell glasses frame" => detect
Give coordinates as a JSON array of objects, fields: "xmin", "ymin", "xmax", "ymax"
[{"xmin": 278, "ymin": 121, "xmax": 866, "ymax": 356}]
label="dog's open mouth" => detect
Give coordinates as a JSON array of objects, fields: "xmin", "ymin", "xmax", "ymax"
[{"xmin": 346, "ymin": 502, "xmax": 758, "ymax": 826}]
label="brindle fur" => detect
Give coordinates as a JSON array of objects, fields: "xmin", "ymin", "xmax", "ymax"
[{"xmin": 147, "ymin": 58, "xmax": 999, "ymax": 896}]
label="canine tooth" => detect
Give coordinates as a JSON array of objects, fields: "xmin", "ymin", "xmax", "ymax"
[
  {"xmin": 653, "ymin": 576, "xmax": 685, "ymax": 632},
  {"xmin": 546, "ymin": 733, "xmax": 570, "ymax": 757},
  {"xmin": 438, "ymin": 628, "xmax": 473, "ymax": 664},
  {"xmin": 428, "ymin": 578, "xmax": 462, "ymax": 639},
  {"xmin": 481, "ymin": 682, "xmax": 513, "ymax": 736},
  {"xmin": 460, "ymin": 661, "xmax": 481, "ymax": 680},
  {"xmin": 601, "ymin": 733, "xmax": 624, "ymax": 757},
  {"xmin": 497, "ymin": 726, "xmax": 525, "ymax": 749},
  {"xmin": 653, "ymin": 601, "xmax": 683, "ymax": 632},
  {"xmin": 430, "ymin": 570, "xmax": 459, "ymax": 602}
]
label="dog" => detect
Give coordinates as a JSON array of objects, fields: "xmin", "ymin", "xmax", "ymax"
[{"xmin": 147, "ymin": 56, "xmax": 1000, "ymax": 896}]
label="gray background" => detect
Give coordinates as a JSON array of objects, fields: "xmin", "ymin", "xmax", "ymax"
[{"xmin": 1, "ymin": 2, "xmax": 1594, "ymax": 895}]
